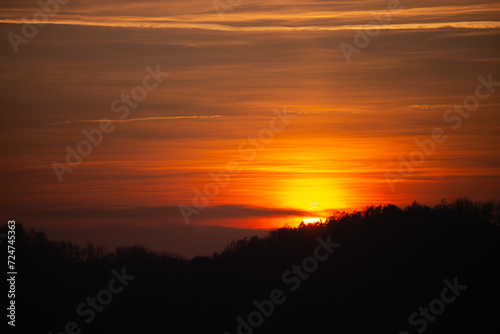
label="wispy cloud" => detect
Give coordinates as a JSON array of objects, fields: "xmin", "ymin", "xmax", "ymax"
[
  {"xmin": 50, "ymin": 115, "xmax": 236, "ymax": 126},
  {"xmin": 2, "ymin": 18, "xmax": 500, "ymax": 32},
  {"xmin": 20, "ymin": 204, "xmax": 309, "ymax": 221},
  {"xmin": 407, "ymin": 103, "xmax": 500, "ymax": 110}
]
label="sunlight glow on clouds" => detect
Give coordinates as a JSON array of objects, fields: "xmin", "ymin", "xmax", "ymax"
[{"xmin": 0, "ymin": 0, "xmax": 499, "ymax": 230}]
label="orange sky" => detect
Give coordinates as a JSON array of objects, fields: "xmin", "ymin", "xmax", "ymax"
[{"xmin": 1, "ymin": 0, "xmax": 499, "ymax": 233}]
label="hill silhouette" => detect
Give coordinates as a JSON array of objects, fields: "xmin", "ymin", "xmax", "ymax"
[{"xmin": 2, "ymin": 198, "xmax": 499, "ymax": 333}]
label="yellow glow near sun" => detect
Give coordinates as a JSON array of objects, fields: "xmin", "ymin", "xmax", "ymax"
[
  {"xmin": 302, "ymin": 217, "xmax": 323, "ymax": 224},
  {"xmin": 280, "ymin": 178, "xmax": 346, "ymax": 214}
]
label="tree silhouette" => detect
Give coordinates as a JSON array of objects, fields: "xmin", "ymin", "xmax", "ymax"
[{"xmin": 2, "ymin": 198, "xmax": 499, "ymax": 333}]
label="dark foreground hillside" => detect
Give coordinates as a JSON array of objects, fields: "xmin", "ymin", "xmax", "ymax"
[{"xmin": 3, "ymin": 199, "xmax": 500, "ymax": 334}]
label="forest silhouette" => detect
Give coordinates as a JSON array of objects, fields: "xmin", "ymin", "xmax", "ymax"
[{"xmin": 3, "ymin": 198, "xmax": 500, "ymax": 333}]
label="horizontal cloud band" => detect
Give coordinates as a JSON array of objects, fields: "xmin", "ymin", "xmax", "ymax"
[{"xmin": 2, "ymin": 19, "xmax": 500, "ymax": 32}]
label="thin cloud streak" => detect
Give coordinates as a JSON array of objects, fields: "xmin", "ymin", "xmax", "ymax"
[
  {"xmin": 50, "ymin": 115, "xmax": 237, "ymax": 126},
  {"xmin": 19, "ymin": 204, "xmax": 309, "ymax": 221},
  {"xmin": 1, "ymin": 2, "xmax": 499, "ymax": 22},
  {"xmin": 1, "ymin": 18, "xmax": 500, "ymax": 31}
]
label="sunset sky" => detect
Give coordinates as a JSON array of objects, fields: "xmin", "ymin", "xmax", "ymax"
[{"xmin": 1, "ymin": 0, "xmax": 499, "ymax": 254}]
